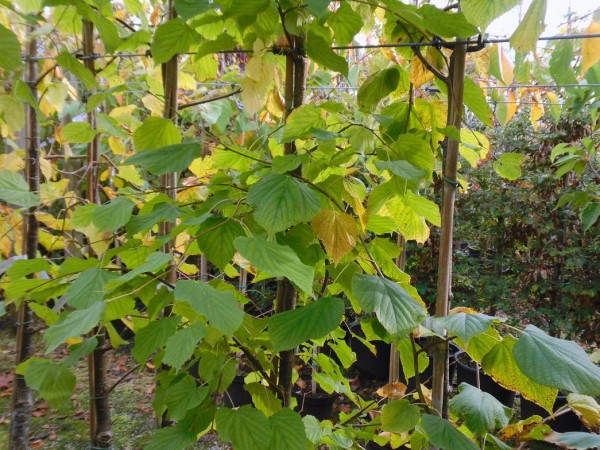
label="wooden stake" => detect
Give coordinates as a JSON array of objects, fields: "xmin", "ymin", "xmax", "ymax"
[{"xmin": 431, "ymin": 43, "xmax": 467, "ymax": 417}]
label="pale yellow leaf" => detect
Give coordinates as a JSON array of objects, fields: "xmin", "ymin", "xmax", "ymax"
[
  {"xmin": 470, "ymin": 46, "xmax": 489, "ymax": 79},
  {"xmin": 189, "ymin": 156, "xmax": 217, "ymax": 180},
  {"xmin": 36, "ymin": 213, "xmax": 72, "ymax": 231},
  {"xmin": 142, "ymin": 93, "xmax": 164, "ymax": 116},
  {"xmin": 178, "ymin": 71, "xmax": 197, "ymax": 91},
  {"xmin": 312, "ymin": 209, "xmax": 358, "ymax": 265},
  {"xmin": 500, "ymin": 46, "xmax": 514, "ymax": 86},
  {"xmin": 108, "ymin": 136, "xmax": 125, "ymax": 155},
  {"xmin": 38, "ymin": 229, "xmax": 65, "ymax": 252},
  {"xmin": 0, "ymin": 151, "xmax": 25, "ymax": 171},
  {"xmin": 581, "ymin": 20, "xmax": 600, "ymax": 74},
  {"xmin": 530, "ymin": 98, "xmax": 543, "ymax": 131},
  {"xmin": 39, "ymin": 179, "xmax": 70, "ymax": 206},
  {"xmin": 266, "ymin": 87, "xmax": 285, "ymax": 118}
]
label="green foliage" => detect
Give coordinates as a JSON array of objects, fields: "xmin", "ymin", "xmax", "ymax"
[{"xmin": 0, "ymin": 170, "xmax": 40, "ymax": 208}]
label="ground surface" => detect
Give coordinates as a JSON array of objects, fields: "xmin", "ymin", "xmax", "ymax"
[{"xmin": 0, "ymin": 321, "xmax": 228, "ymax": 450}]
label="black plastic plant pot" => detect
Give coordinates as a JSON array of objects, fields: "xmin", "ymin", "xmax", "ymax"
[
  {"xmin": 455, "ymin": 351, "xmax": 516, "ymax": 407},
  {"xmin": 351, "ymin": 335, "xmax": 391, "ymax": 380},
  {"xmin": 223, "ymin": 375, "xmax": 253, "ymax": 408},
  {"xmin": 293, "ymin": 390, "xmax": 336, "ymax": 421},
  {"xmin": 520, "ymin": 395, "xmax": 584, "ymax": 433},
  {"xmin": 400, "ymin": 340, "xmax": 460, "ymax": 392}
]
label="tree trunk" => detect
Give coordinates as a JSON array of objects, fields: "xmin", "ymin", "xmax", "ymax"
[
  {"xmin": 9, "ymin": 24, "xmax": 39, "ymax": 450},
  {"xmin": 431, "ymin": 43, "xmax": 467, "ymax": 418},
  {"xmin": 82, "ymin": 18, "xmax": 113, "ymax": 449},
  {"xmin": 275, "ymin": 34, "xmax": 306, "ymax": 407}
]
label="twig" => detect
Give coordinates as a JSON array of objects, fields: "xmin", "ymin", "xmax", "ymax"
[{"xmin": 178, "ymin": 88, "xmax": 242, "ymax": 110}]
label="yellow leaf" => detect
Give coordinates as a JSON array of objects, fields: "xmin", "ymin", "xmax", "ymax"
[
  {"xmin": 449, "ymin": 306, "xmax": 479, "ymax": 314},
  {"xmin": 189, "ymin": 156, "xmax": 217, "ymax": 180},
  {"xmin": 116, "ymin": 165, "xmax": 144, "ymax": 187},
  {"xmin": 39, "ymin": 179, "xmax": 70, "ymax": 206},
  {"xmin": 312, "ymin": 209, "xmax": 358, "ymax": 265},
  {"xmin": 36, "ymin": 213, "xmax": 72, "ymax": 231},
  {"xmin": 178, "ymin": 262, "xmax": 199, "ymax": 276},
  {"xmin": 505, "ymin": 90, "xmax": 519, "ymax": 125},
  {"xmin": 530, "ymin": 98, "xmax": 543, "ymax": 131},
  {"xmin": 410, "ymin": 55, "xmax": 435, "ymax": 87},
  {"xmin": 108, "ymin": 136, "xmax": 125, "ymax": 155},
  {"xmin": 470, "ymin": 46, "xmax": 489, "ymax": 79},
  {"xmin": 376, "ymin": 381, "xmax": 407, "ymax": 399},
  {"xmin": 342, "ymin": 179, "xmax": 367, "ymax": 231},
  {"xmin": 500, "ymin": 46, "xmax": 514, "ymax": 86},
  {"xmin": 266, "ymin": 87, "xmax": 285, "ymax": 118},
  {"xmin": 38, "ymin": 229, "xmax": 65, "ymax": 252},
  {"xmin": 498, "ymin": 416, "xmax": 543, "ymax": 441},
  {"xmin": 66, "ymin": 337, "xmax": 84, "ymax": 346},
  {"xmin": 581, "ymin": 20, "xmax": 600, "ymax": 74},
  {"xmin": 178, "ymin": 71, "xmax": 197, "ymax": 91},
  {"xmin": 39, "ymin": 157, "xmax": 54, "ymax": 181},
  {"xmin": 0, "ymin": 151, "xmax": 25, "ymax": 171},
  {"xmin": 382, "ymin": 196, "xmax": 430, "ymax": 244},
  {"xmin": 241, "ymin": 39, "xmax": 274, "ymax": 115},
  {"xmin": 142, "ymin": 94, "xmax": 164, "ymax": 116}
]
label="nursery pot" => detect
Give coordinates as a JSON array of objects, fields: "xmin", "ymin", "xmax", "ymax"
[
  {"xmin": 455, "ymin": 351, "xmax": 516, "ymax": 407},
  {"xmin": 293, "ymin": 390, "xmax": 336, "ymax": 421},
  {"xmin": 223, "ymin": 375, "xmax": 253, "ymax": 408},
  {"xmin": 520, "ymin": 394, "xmax": 583, "ymax": 433},
  {"xmin": 399, "ymin": 339, "xmax": 460, "ymax": 392},
  {"xmin": 351, "ymin": 334, "xmax": 391, "ymax": 380}
]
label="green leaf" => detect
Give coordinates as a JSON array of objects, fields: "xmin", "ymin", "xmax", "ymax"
[
  {"xmin": 375, "ymin": 160, "xmax": 427, "ymax": 183},
  {"xmin": 421, "ymin": 414, "xmax": 479, "ymax": 450},
  {"xmin": 269, "ymin": 297, "xmax": 344, "ymax": 353},
  {"xmin": 281, "ymin": 104, "xmax": 326, "ymax": 143},
  {"xmin": 464, "ymin": 77, "xmax": 493, "ymax": 127},
  {"xmin": 196, "ymin": 217, "xmax": 245, "ymax": 270},
  {"xmin": 126, "ymin": 200, "xmax": 180, "ymax": 234},
  {"xmin": 145, "ymin": 423, "xmax": 196, "ymax": 450},
  {"xmin": 482, "ymin": 335, "xmax": 557, "ymax": 414},
  {"xmin": 418, "ymin": 5, "xmax": 479, "ymax": 38},
  {"xmin": 434, "ymin": 313, "xmax": 494, "ymax": 343},
  {"xmin": 381, "ymin": 399, "xmax": 420, "ymax": 434},
  {"xmin": 0, "ymin": 169, "xmax": 40, "ymax": 208},
  {"xmin": 165, "ymin": 376, "xmax": 209, "ymax": 420},
  {"xmin": 94, "ymin": 13, "xmax": 121, "ymax": 53},
  {"xmin": 306, "ymin": 24, "xmax": 348, "ymax": 77},
  {"xmin": 174, "ymin": 0, "xmax": 211, "ymax": 20},
  {"xmin": 60, "ymin": 122, "xmax": 96, "ymax": 144},
  {"xmin": 115, "ymin": 252, "xmax": 172, "ymax": 284},
  {"xmin": 513, "ymin": 325, "xmax": 600, "ymax": 396},
  {"xmin": 245, "ymin": 382, "xmax": 282, "ymax": 416},
  {"xmin": 549, "ymin": 40, "xmax": 578, "ymax": 85},
  {"xmin": 449, "ymin": 383, "xmax": 512, "ymax": 436},
  {"xmin": 132, "ymin": 117, "xmax": 181, "ymax": 151},
  {"xmin": 91, "ymin": 196, "xmax": 135, "ymax": 231},
  {"xmin": 162, "ymin": 323, "xmax": 206, "ymax": 370},
  {"xmin": 44, "ymin": 302, "xmax": 106, "ymax": 353},
  {"xmin": 66, "ymin": 268, "xmax": 116, "ymax": 309},
  {"xmin": 545, "ymin": 432, "xmax": 600, "ymax": 450},
  {"xmin": 56, "ymin": 52, "xmax": 97, "ymax": 90},
  {"xmin": 271, "ymin": 154, "xmax": 309, "ymax": 174},
  {"xmin": 510, "ymin": 0, "xmax": 547, "ymax": 54},
  {"xmin": 326, "ymin": 2, "xmax": 362, "ymax": 46},
  {"xmin": 24, "ymin": 359, "xmax": 76, "ymax": 407},
  {"xmin": 460, "ymin": 0, "xmax": 520, "ymax": 30},
  {"xmin": 234, "ymin": 237, "xmax": 314, "ymax": 295},
  {"xmin": 581, "ymin": 202, "xmax": 600, "ymax": 231},
  {"xmin": 132, "ymin": 317, "xmax": 180, "ymax": 364},
  {"xmin": 126, "ymin": 142, "xmax": 200, "ymax": 175},
  {"xmin": 269, "ymin": 408, "xmax": 309, "ymax": 450},
  {"xmin": 223, "ymin": 0, "xmax": 269, "ymax": 18},
  {"xmin": 196, "ymin": 33, "xmax": 237, "ymax": 59},
  {"xmin": 174, "ymin": 280, "xmax": 244, "ymax": 335},
  {"xmin": 216, "ymin": 405, "xmax": 272, "ymax": 450},
  {"xmin": 0, "ymin": 95, "xmax": 25, "ymax": 133},
  {"xmin": 403, "ymin": 191, "xmax": 441, "ymax": 227},
  {"xmin": 247, "ymin": 173, "xmax": 322, "ymax": 234},
  {"xmin": 306, "ymin": 0, "xmax": 331, "ymax": 20},
  {"xmin": 352, "ymin": 274, "xmax": 426, "ymax": 337},
  {"xmin": 493, "ymin": 152, "xmax": 524, "ymax": 180},
  {"xmin": 63, "ymin": 337, "xmax": 98, "ymax": 366},
  {"xmin": 0, "ymin": 24, "xmax": 22, "ymax": 72},
  {"xmin": 151, "ymin": 18, "xmax": 200, "ymax": 64},
  {"xmin": 357, "ymin": 66, "xmax": 401, "ymax": 112}
]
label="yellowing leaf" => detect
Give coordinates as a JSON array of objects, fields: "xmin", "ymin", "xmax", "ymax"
[
  {"xmin": 178, "ymin": 71, "xmax": 197, "ymax": 91},
  {"xmin": 312, "ymin": 208, "xmax": 358, "ymax": 265},
  {"xmin": 376, "ymin": 381, "xmax": 407, "ymax": 399},
  {"xmin": 505, "ymin": 90, "xmax": 519, "ymax": 124},
  {"xmin": 108, "ymin": 136, "xmax": 125, "ymax": 155},
  {"xmin": 266, "ymin": 87, "xmax": 285, "ymax": 118},
  {"xmin": 241, "ymin": 39, "xmax": 274, "ymax": 115},
  {"xmin": 39, "ymin": 180, "xmax": 70, "ymax": 206},
  {"xmin": 410, "ymin": 55, "xmax": 435, "ymax": 87},
  {"xmin": 38, "ymin": 229, "xmax": 65, "ymax": 252},
  {"xmin": 500, "ymin": 46, "xmax": 514, "ymax": 86},
  {"xmin": 530, "ymin": 98, "xmax": 543, "ymax": 131},
  {"xmin": 498, "ymin": 416, "xmax": 543, "ymax": 441},
  {"xmin": 568, "ymin": 394, "xmax": 600, "ymax": 428},
  {"xmin": 142, "ymin": 93, "xmax": 164, "ymax": 116},
  {"xmin": 470, "ymin": 46, "xmax": 489, "ymax": 79},
  {"xmin": 37, "ymin": 213, "xmax": 72, "ymax": 231},
  {"xmin": 581, "ymin": 20, "xmax": 600, "ymax": 74},
  {"xmin": 0, "ymin": 151, "xmax": 25, "ymax": 171},
  {"xmin": 189, "ymin": 156, "xmax": 217, "ymax": 180}
]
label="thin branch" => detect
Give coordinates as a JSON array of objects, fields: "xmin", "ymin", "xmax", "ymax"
[{"xmin": 177, "ymin": 88, "xmax": 242, "ymax": 110}]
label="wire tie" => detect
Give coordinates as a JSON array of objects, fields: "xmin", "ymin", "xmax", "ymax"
[{"xmin": 444, "ymin": 177, "xmax": 461, "ymax": 188}]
